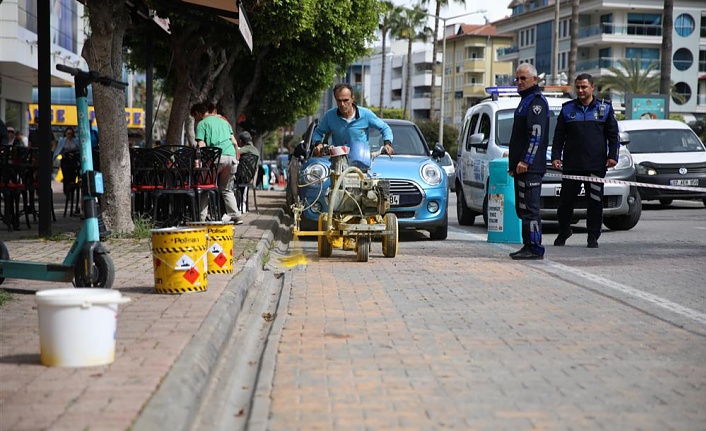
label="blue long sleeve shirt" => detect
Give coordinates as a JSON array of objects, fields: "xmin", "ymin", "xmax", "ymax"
[{"xmin": 313, "ymin": 105, "xmax": 393, "ymax": 147}]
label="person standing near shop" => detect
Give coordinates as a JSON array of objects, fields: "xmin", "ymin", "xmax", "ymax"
[
  {"xmin": 551, "ymin": 73, "xmax": 619, "ymax": 249},
  {"xmin": 507, "ymin": 63, "xmax": 550, "ymax": 260},
  {"xmin": 190, "ymin": 102, "xmax": 242, "ymax": 224}
]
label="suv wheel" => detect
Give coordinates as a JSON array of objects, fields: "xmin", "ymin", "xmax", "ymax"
[
  {"xmin": 603, "ymin": 188, "xmax": 642, "ymax": 231},
  {"xmin": 659, "ymin": 199, "xmax": 673, "ymax": 206},
  {"xmin": 456, "ymin": 189, "xmax": 477, "ymax": 226},
  {"xmin": 482, "ymin": 193, "xmax": 488, "ymax": 227}
]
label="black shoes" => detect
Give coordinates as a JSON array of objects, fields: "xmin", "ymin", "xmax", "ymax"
[
  {"xmin": 510, "ymin": 247, "xmax": 544, "ymax": 260},
  {"xmin": 554, "ymin": 229, "xmax": 573, "ymax": 246},
  {"xmin": 587, "ymin": 236, "xmax": 599, "ymax": 248}
]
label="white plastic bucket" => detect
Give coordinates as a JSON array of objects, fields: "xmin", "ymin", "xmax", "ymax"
[{"xmin": 35, "ymin": 288, "xmax": 131, "ymax": 367}]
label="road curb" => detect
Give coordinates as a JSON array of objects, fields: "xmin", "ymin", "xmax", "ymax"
[{"xmin": 131, "ymin": 207, "xmax": 287, "ymax": 431}]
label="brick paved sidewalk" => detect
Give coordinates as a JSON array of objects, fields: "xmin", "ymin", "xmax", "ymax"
[{"xmin": 0, "ymin": 186, "xmax": 287, "ymax": 431}]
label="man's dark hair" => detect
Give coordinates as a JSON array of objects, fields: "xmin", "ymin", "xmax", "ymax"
[
  {"xmin": 333, "ymin": 83, "xmax": 354, "ymax": 97},
  {"xmin": 575, "ymin": 73, "xmax": 594, "ymax": 84},
  {"xmin": 190, "ymin": 102, "xmax": 208, "ymax": 117}
]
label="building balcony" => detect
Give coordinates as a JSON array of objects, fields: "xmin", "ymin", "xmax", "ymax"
[
  {"xmin": 579, "ymin": 23, "xmax": 662, "ymax": 38},
  {"xmin": 463, "ymin": 83, "xmax": 488, "ymax": 98},
  {"xmin": 411, "ymin": 97, "xmax": 430, "ymax": 111},
  {"xmin": 463, "ymin": 59, "xmax": 486, "ymax": 72},
  {"xmin": 497, "ymin": 45, "xmax": 519, "ymax": 62},
  {"xmin": 412, "ymin": 71, "xmax": 432, "ymax": 87},
  {"xmin": 576, "ymin": 57, "xmax": 661, "ymax": 73},
  {"xmin": 391, "ymin": 77, "xmax": 402, "ymax": 91}
]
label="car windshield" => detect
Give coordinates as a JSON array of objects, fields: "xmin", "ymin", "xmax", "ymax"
[
  {"xmin": 369, "ymin": 124, "xmax": 428, "ymax": 156},
  {"xmin": 625, "ymin": 129, "xmax": 705, "ymax": 153},
  {"xmin": 496, "ymin": 107, "xmax": 562, "ymax": 148}
]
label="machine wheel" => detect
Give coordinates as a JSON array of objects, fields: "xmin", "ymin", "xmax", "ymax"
[
  {"xmin": 456, "ymin": 189, "xmax": 476, "ymax": 226},
  {"xmin": 317, "ymin": 214, "xmax": 332, "ymax": 258},
  {"xmin": 0, "ymin": 241, "xmax": 9, "ymax": 286},
  {"xmin": 356, "ymin": 236, "xmax": 370, "ymax": 262},
  {"xmin": 74, "ymin": 250, "xmax": 115, "ymax": 288},
  {"xmin": 381, "ymin": 213, "xmax": 398, "ymax": 258}
]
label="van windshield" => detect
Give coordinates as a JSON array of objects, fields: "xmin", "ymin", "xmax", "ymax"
[
  {"xmin": 496, "ymin": 107, "xmax": 562, "ymax": 151},
  {"xmin": 625, "ymin": 129, "xmax": 705, "ymax": 153}
]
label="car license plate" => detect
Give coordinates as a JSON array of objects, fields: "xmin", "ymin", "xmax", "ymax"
[
  {"xmin": 554, "ymin": 184, "xmax": 585, "ymax": 196},
  {"xmin": 670, "ymin": 179, "xmax": 698, "ymax": 186},
  {"xmin": 390, "ymin": 194, "xmax": 399, "ymax": 206}
]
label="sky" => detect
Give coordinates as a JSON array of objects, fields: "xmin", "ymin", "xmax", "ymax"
[{"xmin": 391, "ymin": 0, "xmax": 512, "ymax": 27}]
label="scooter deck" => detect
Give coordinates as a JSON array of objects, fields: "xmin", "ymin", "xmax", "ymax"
[{"xmin": 0, "ymin": 260, "xmax": 74, "ymax": 282}]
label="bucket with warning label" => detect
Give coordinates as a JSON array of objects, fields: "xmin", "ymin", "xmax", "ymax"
[
  {"xmin": 187, "ymin": 221, "xmax": 234, "ymax": 274},
  {"xmin": 150, "ymin": 227, "xmax": 208, "ymax": 294}
]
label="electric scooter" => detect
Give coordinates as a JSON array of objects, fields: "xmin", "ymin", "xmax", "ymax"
[{"xmin": 0, "ymin": 65, "xmax": 125, "ymax": 288}]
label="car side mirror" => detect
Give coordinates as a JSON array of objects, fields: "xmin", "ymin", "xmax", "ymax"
[
  {"xmin": 431, "ymin": 143, "xmax": 445, "ymax": 159},
  {"xmin": 618, "ymin": 131, "xmax": 630, "ymax": 145},
  {"xmin": 469, "ymin": 132, "xmax": 488, "ymax": 150}
]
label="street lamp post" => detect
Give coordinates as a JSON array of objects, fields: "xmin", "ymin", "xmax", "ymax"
[{"xmin": 423, "ymin": 10, "xmax": 485, "ymax": 148}]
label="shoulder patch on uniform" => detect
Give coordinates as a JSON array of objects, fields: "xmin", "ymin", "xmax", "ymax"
[{"xmin": 533, "ymin": 105, "xmax": 543, "ymax": 115}]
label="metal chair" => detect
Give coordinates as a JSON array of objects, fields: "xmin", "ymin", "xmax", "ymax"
[{"xmin": 234, "ymin": 152, "xmax": 260, "ymax": 214}]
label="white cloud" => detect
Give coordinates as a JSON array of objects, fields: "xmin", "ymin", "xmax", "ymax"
[{"xmin": 391, "ymin": 0, "xmax": 511, "ymax": 26}]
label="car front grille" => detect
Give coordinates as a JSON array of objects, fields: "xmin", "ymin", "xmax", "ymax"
[
  {"xmin": 541, "ymin": 195, "xmax": 621, "ymax": 210},
  {"xmin": 655, "ymin": 166, "xmax": 706, "ymax": 175},
  {"xmin": 389, "ymin": 179, "xmax": 423, "ymax": 208}
]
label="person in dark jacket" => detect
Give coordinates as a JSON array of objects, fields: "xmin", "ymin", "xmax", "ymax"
[
  {"xmin": 551, "ymin": 73, "xmax": 619, "ymax": 249},
  {"xmin": 508, "ymin": 63, "xmax": 550, "ymax": 260}
]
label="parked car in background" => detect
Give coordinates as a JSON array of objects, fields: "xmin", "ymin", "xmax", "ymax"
[
  {"xmin": 288, "ymin": 119, "xmax": 449, "ymax": 240},
  {"xmin": 619, "ymin": 119, "xmax": 706, "ymax": 207},
  {"xmin": 456, "ymin": 87, "xmax": 642, "ymax": 230},
  {"xmin": 439, "ymin": 152, "xmax": 455, "ymax": 192}
]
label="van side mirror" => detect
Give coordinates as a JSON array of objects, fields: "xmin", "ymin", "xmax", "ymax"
[
  {"xmin": 469, "ymin": 132, "xmax": 487, "ymax": 150},
  {"xmin": 618, "ymin": 131, "xmax": 630, "ymax": 145}
]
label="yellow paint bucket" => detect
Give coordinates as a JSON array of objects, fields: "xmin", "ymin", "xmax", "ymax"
[
  {"xmin": 187, "ymin": 222, "xmax": 234, "ymax": 274},
  {"xmin": 150, "ymin": 227, "xmax": 208, "ymax": 294}
]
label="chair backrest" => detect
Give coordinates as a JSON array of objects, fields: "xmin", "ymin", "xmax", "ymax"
[
  {"xmin": 60, "ymin": 150, "xmax": 81, "ymax": 185},
  {"xmin": 151, "ymin": 145, "xmax": 196, "ymax": 189},
  {"xmin": 236, "ymin": 153, "xmax": 259, "ymax": 185},
  {"xmin": 195, "ymin": 146, "xmax": 222, "ymax": 187}
]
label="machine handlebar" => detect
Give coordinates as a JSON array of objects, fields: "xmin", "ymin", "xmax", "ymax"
[{"xmin": 56, "ymin": 64, "xmax": 127, "ymax": 90}]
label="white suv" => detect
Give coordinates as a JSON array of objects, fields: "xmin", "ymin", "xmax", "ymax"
[{"xmin": 455, "ymin": 87, "xmax": 642, "ymax": 231}]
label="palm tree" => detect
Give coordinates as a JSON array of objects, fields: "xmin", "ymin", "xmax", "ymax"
[
  {"xmin": 597, "ymin": 58, "xmax": 661, "ymax": 96},
  {"xmin": 568, "ymin": 0, "xmax": 579, "ymax": 84},
  {"xmin": 421, "ymin": 0, "xmax": 466, "ymax": 121},
  {"xmin": 659, "ymin": 0, "xmax": 673, "ymax": 95},
  {"xmin": 378, "ymin": 1, "xmax": 396, "ymax": 118},
  {"xmin": 390, "ymin": 5, "xmax": 433, "ymax": 119}
]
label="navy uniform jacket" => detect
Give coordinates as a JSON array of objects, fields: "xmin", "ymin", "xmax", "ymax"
[
  {"xmin": 552, "ymin": 97, "xmax": 619, "ymax": 172},
  {"xmin": 509, "ymin": 86, "xmax": 550, "ymax": 174}
]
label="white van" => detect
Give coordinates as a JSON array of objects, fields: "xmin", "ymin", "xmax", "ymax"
[{"xmin": 455, "ymin": 87, "xmax": 642, "ymax": 231}]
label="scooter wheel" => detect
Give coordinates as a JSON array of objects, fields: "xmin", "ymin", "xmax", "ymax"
[
  {"xmin": 0, "ymin": 241, "xmax": 9, "ymax": 286},
  {"xmin": 74, "ymin": 250, "xmax": 115, "ymax": 288}
]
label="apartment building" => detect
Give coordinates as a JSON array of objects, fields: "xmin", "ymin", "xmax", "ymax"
[
  {"xmin": 0, "ymin": 0, "xmax": 87, "ymax": 133},
  {"xmin": 495, "ymin": 0, "xmax": 706, "ymax": 120},
  {"xmin": 438, "ymin": 23, "xmax": 514, "ymax": 128}
]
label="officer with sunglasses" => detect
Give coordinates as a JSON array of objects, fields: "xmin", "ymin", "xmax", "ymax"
[{"xmin": 508, "ymin": 63, "xmax": 550, "ymax": 260}]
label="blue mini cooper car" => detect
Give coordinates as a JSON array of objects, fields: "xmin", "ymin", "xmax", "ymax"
[{"xmin": 287, "ymin": 119, "xmax": 449, "ymax": 240}]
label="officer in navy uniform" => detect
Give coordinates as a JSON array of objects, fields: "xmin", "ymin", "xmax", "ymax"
[
  {"xmin": 551, "ymin": 73, "xmax": 619, "ymax": 248},
  {"xmin": 508, "ymin": 63, "xmax": 550, "ymax": 260}
]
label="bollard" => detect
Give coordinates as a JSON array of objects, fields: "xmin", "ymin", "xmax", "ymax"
[{"xmin": 487, "ymin": 158, "xmax": 522, "ymax": 244}]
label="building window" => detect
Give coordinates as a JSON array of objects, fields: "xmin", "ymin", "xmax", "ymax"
[
  {"xmin": 673, "ymin": 48, "xmax": 694, "ymax": 71},
  {"xmin": 599, "ymin": 48, "xmax": 612, "ymax": 68},
  {"xmin": 600, "ymin": 14, "xmax": 613, "ymax": 34},
  {"xmin": 627, "ymin": 13, "xmax": 662, "ymax": 36},
  {"xmin": 672, "ymin": 82, "xmax": 691, "ymax": 104},
  {"xmin": 675, "ymin": 14, "xmax": 695, "ymax": 37},
  {"xmin": 625, "ymin": 48, "xmax": 659, "ymax": 69},
  {"xmin": 701, "ymin": 14, "xmax": 706, "ymax": 37},
  {"xmin": 699, "ymin": 50, "xmax": 706, "ymax": 73}
]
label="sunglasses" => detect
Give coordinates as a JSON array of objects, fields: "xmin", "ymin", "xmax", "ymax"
[{"xmin": 513, "ymin": 76, "xmax": 530, "ymax": 82}]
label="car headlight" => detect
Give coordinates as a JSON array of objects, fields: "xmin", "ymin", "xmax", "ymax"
[
  {"xmin": 302, "ymin": 163, "xmax": 329, "ymax": 184},
  {"xmin": 420, "ymin": 162, "xmax": 443, "ymax": 186},
  {"xmin": 635, "ymin": 163, "xmax": 658, "ymax": 176},
  {"xmin": 610, "ymin": 148, "xmax": 633, "ymax": 171}
]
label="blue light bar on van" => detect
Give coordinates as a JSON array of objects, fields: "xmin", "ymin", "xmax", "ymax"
[{"xmin": 485, "ymin": 86, "xmax": 518, "ymax": 101}]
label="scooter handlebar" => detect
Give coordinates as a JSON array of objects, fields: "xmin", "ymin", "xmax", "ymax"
[{"xmin": 56, "ymin": 64, "xmax": 128, "ymax": 89}]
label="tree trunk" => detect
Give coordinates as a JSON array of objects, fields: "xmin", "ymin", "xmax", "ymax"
[
  {"xmin": 379, "ymin": 26, "xmax": 387, "ymax": 118},
  {"xmin": 659, "ymin": 0, "xmax": 673, "ymax": 96},
  {"xmin": 568, "ymin": 0, "xmax": 579, "ymax": 85},
  {"xmin": 82, "ymin": 0, "xmax": 134, "ymax": 234},
  {"xmin": 405, "ymin": 40, "xmax": 413, "ymax": 119},
  {"xmin": 429, "ymin": 1, "xmax": 441, "ymax": 121}
]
